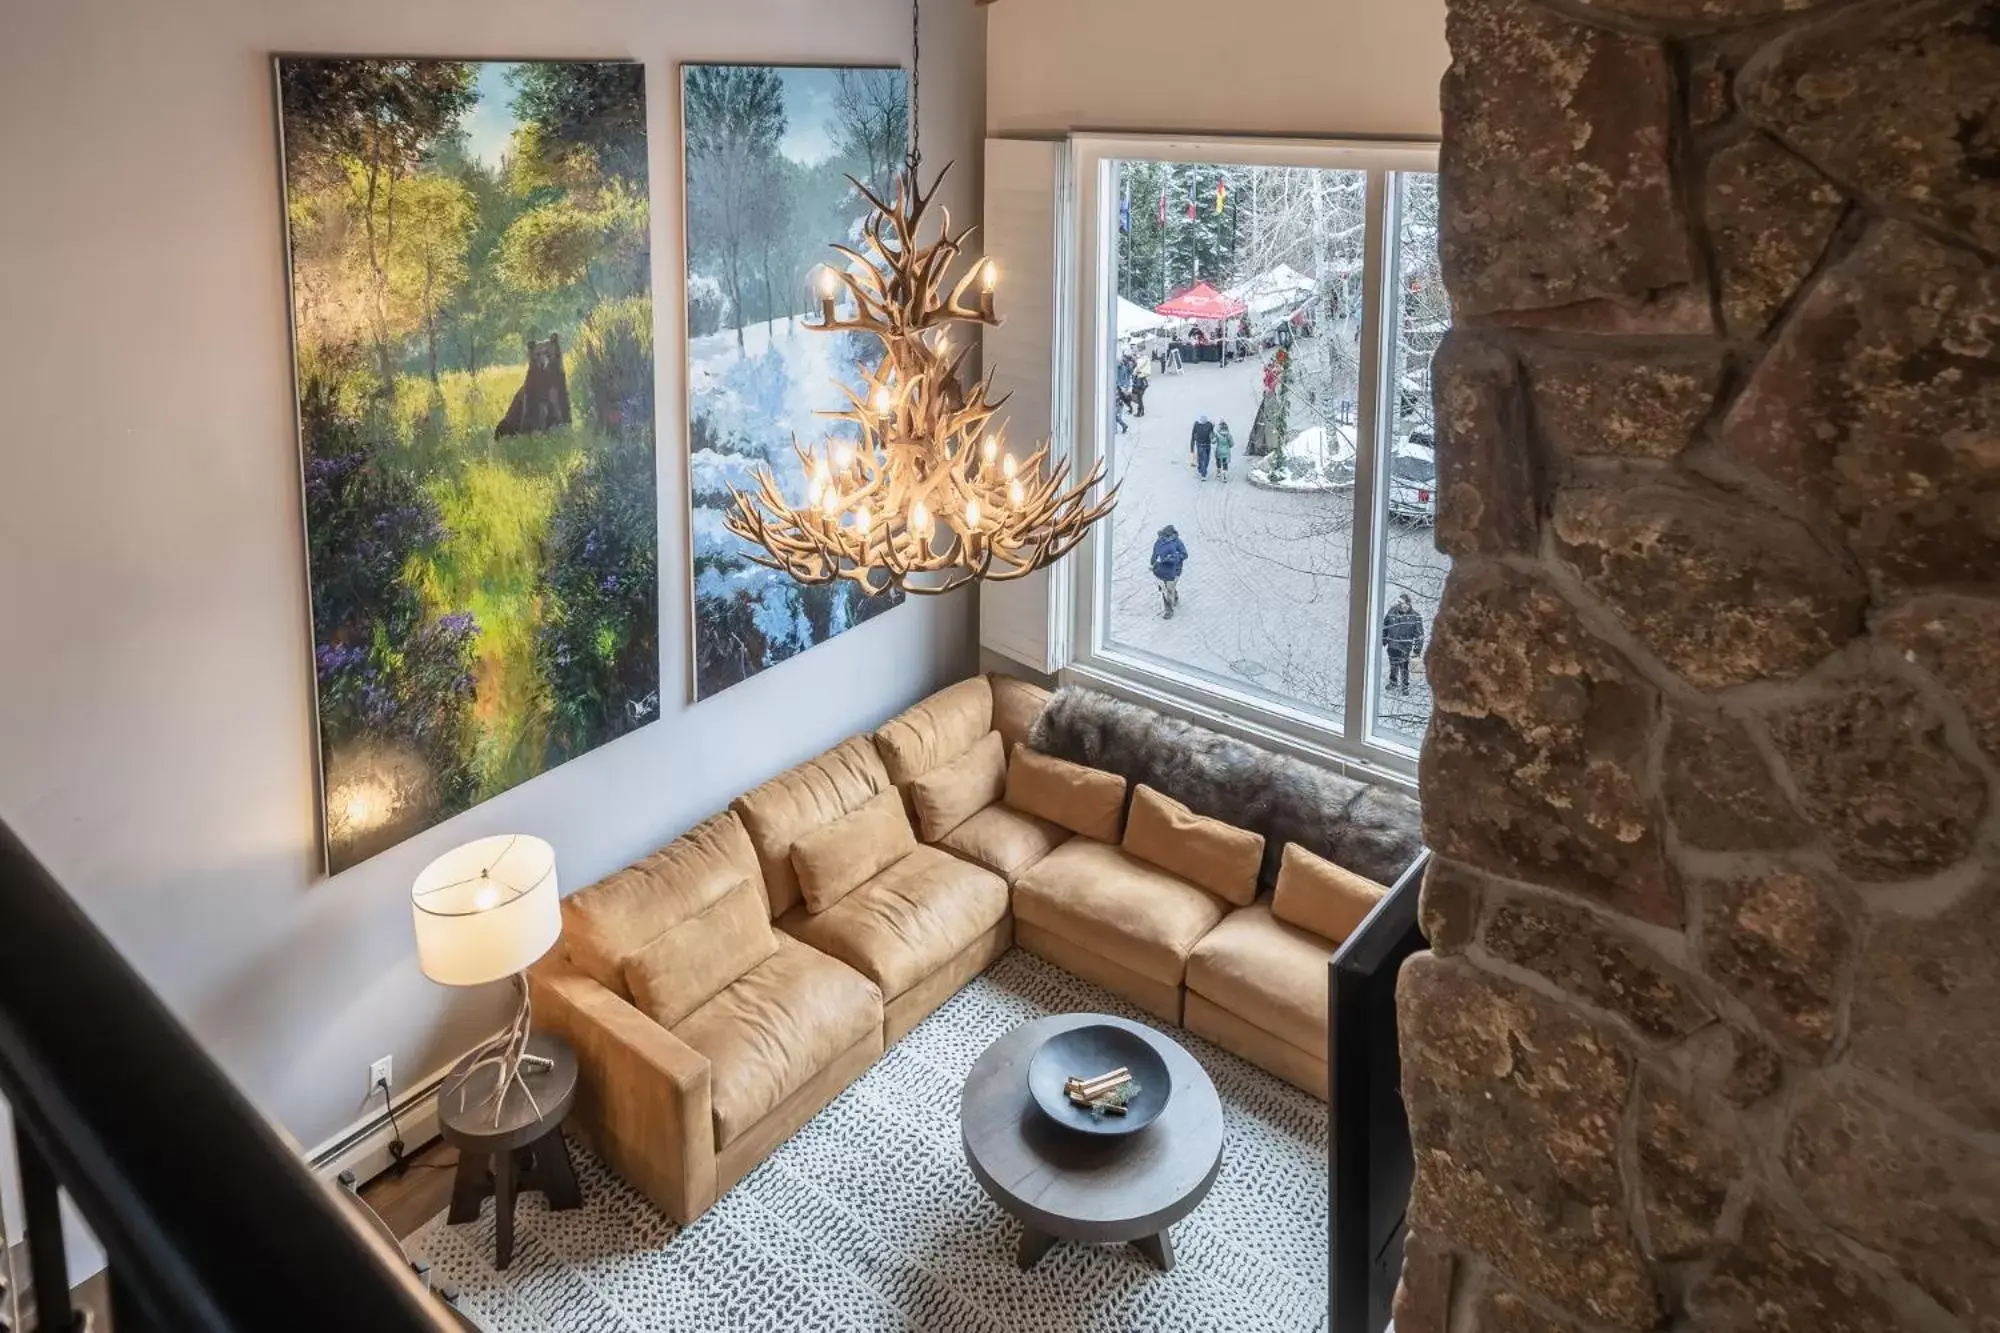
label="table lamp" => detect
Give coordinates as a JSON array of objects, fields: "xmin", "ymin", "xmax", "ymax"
[{"xmin": 412, "ymin": 834, "xmax": 561, "ymax": 1125}]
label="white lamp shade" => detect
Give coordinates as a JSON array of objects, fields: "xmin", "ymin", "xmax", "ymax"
[{"xmin": 411, "ymin": 834, "xmax": 561, "ymax": 987}]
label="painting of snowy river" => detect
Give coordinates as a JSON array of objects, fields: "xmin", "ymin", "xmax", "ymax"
[{"xmin": 681, "ymin": 64, "xmax": 908, "ymax": 700}]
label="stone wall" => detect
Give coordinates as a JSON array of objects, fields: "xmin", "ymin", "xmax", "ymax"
[{"xmin": 1399, "ymin": 1, "xmax": 1999, "ymax": 1330}]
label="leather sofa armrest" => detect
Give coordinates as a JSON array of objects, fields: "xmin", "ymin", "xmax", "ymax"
[{"xmin": 530, "ymin": 958, "xmax": 717, "ymax": 1223}]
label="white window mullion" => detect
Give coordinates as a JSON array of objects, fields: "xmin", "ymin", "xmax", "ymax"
[{"xmin": 1343, "ymin": 169, "xmax": 1392, "ymax": 742}]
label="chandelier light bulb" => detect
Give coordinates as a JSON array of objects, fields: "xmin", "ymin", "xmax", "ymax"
[
  {"xmin": 872, "ymin": 385, "xmax": 893, "ymax": 417},
  {"xmin": 807, "ymin": 475, "xmax": 826, "ymax": 506},
  {"xmin": 982, "ymin": 259, "xmax": 998, "ymax": 291},
  {"xmin": 819, "ymin": 266, "xmax": 839, "ymax": 298},
  {"xmin": 1009, "ymin": 479, "xmax": 1025, "ymax": 507},
  {"xmin": 981, "ymin": 437, "xmax": 997, "ymax": 464},
  {"xmin": 965, "ymin": 497, "xmax": 982, "ymax": 529},
  {"xmin": 833, "ymin": 441, "xmax": 854, "ymax": 469},
  {"xmin": 910, "ymin": 499, "xmax": 933, "ymax": 537},
  {"xmin": 855, "ymin": 505, "xmax": 871, "ymax": 534},
  {"xmin": 820, "ymin": 485, "xmax": 840, "ymax": 516},
  {"xmin": 1002, "ymin": 452, "xmax": 1018, "ymax": 480}
]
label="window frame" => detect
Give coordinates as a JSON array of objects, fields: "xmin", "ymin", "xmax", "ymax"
[{"xmin": 1056, "ymin": 134, "xmax": 1443, "ymax": 784}]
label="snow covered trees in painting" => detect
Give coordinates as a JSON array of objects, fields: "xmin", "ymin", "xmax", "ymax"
[{"xmin": 682, "ymin": 64, "xmax": 908, "ymax": 700}]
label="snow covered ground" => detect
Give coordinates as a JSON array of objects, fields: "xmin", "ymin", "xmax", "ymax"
[{"xmin": 1105, "ymin": 353, "xmax": 1446, "ymax": 749}]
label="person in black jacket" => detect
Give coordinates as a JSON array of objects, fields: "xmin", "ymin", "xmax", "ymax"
[
  {"xmin": 1382, "ymin": 593, "xmax": 1425, "ymax": 694},
  {"xmin": 1189, "ymin": 415, "xmax": 1215, "ymax": 479}
]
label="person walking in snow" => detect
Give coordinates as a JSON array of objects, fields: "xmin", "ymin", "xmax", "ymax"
[
  {"xmin": 1190, "ymin": 415, "xmax": 1215, "ymax": 479},
  {"xmin": 1382, "ymin": 593, "xmax": 1425, "ymax": 695},
  {"xmin": 1213, "ymin": 419, "xmax": 1236, "ymax": 482},
  {"xmin": 1151, "ymin": 525, "xmax": 1188, "ymax": 619}
]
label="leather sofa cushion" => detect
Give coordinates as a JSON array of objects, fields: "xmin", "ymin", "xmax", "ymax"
[
  {"xmin": 790, "ymin": 788, "xmax": 917, "ymax": 914},
  {"xmin": 1012, "ymin": 838, "xmax": 1228, "ymax": 987},
  {"xmin": 623, "ymin": 879, "xmax": 779, "ymax": 1030},
  {"xmin": 1273, "ymin": 843, "xmax": 1385, "ymax": 944},
  {"xmin": 1005, "ymin": 746, "xmax": 1126, "ymax": 843},
  {"xmin": 1121, "ymin": 784, "xmax": 1265, "ymax": 907},
  {"xmin": 909, "ymin": 730, "xmax": 1007, "ymax": 841},
  {"xmin": 990, "ymin": 674, "xmax": 1052, "ymax": 755},
  {"xmin": 562, "ymin": 810, "xmax": 762, "ymax": 999},
  {"xmin": 936, "ymin": 803, "xmax": 1070, "ymax": 883},
  {"xmin": 673, "ymin": 935, "xmax": 882, "ymax": 1150},
  {"xmin": 874, "ymin": 677, "xmax": 994, "ymax": 787},
  {"xmin": 733, "ymin": 736, "xmax": 892, "ymax": 920},
  {"xmin": 1186, "ymin": 903, "xmax": 1331, "ymax": 1056},
  {"xmin": 781, "ymin": 845, "xmax": 1009, "ymax": 1002}
]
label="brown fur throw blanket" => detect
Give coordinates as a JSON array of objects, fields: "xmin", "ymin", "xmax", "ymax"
[{"xmin": 1029, "ymin": 685, "xmax": 1424, "ymax": 889}]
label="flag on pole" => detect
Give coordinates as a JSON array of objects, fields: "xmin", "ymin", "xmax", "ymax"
[
  {"xmin": 1215, "ymin": 180, "xmax": 1228, "ymax": 215},
  {"xmin": 1120, "ymin": 180, "xmax": 1131, "ymax": 233},
  {"xmin": 1158, "ymin": 189, "xmax": 1167, "ymax": 225},
  {"xmin": 1186, "ymin": 179, "xmax": 1197, "ymax": 221}
]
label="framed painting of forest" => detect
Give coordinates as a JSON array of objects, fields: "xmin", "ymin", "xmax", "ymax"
[
  {"xmin": 681, "ymin": 64, "xmax": 908, "ymax": 701},
  {"xmin": 277, "ymin": 57, "xmax": 660, "ymax": 873}
]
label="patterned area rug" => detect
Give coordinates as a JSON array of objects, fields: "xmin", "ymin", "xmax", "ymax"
[{"xmin": 410, "ymin": 950, "xmax": 1331, "ymax": 1332}]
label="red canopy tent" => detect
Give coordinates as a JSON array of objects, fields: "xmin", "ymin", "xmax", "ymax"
[{"xmin": 1154, "ymin": 281, "xmax": 1248, "ymax": 320}]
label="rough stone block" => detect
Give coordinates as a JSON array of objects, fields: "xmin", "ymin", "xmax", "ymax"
[
  {"xmin": 1421, "ymin": 565, "xmax": 1679, "ymax": 927},
  {"xmin": 1766, "ymin": 680, "xmax": 1987, "ymax": 881},
  {"xmin": 1477, "ymin": 1284, "xmax": 1584, "ymax": 1333},
  {"xmin": 1420, "ymin": 856, "xmax": 1486, "ymax": 956},
  {"xmin": 1787, "ymin": 1082, "xmax": 2000, "ymax": 1329},
  {"xmin": 1721, "ymin": 1028, "xmax": 1786, "ymax": 1107},
  {"xmin": 1722, "ymin": 221, "xmax": 2000, "ymax": 591},
  {"xmin": 1483, "ymin": 896, "xmax": 1713, "ymax": 1041},
  {"xmin": 1434, "ymin": 332, "xmax": 1538, "ymax": 559},
  {"xmin": 1399, "ymin": 955, "xmax": 1659, "ymax": 1329},
  {"xmin": 1635, "ymin": 1073, "xmax": 1741, "ymax": 1260},
  {"xmin": 1661, "ymin": 709, "xmax": 1807, "ymax": 852},
  {"xmin": 1878, "ymin": 595, "xmax": 2000, "ymax": 762},
  {"xmin": 1705, "ymin": 134, "xmax": 1846, "ymax": 339},
  {"xmin": 1551, "ymin": 482, "xmax": 1865, "ymax": 689},
  {"xmin": 1690, "ymin": 1203, "xmax": 1902, "ymax": 1332},
  {"xmin": 1440, "ymin": 0, "xmax": 1695, "ymax": 322},
  {"xmin": 1520, "ymin": 340, "xmax": 1724, "ymax": 460},
  {"xmin": 1568, "ymin": 0, "xmax": 1842, "ymax": 29},
  {"xmin": 1742, "ymin": 0, "xmax": 2000, "ymax": 254},
  {"xmin": 1687, "ymin": 48, "xmax": 1736, "ymax": 134},
  {"xmin": 1848, "ymin": 876, "xmax": 2000, "ymax": 1135},
  {"xmin": 1700, "ymin": 869, "xmax": 1853, "ymax": 1057},
  {"xmin": 1393, "ymin": 1230, "xmax": 1454, "ymax": 1333}
]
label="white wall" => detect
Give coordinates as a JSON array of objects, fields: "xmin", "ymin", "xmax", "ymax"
[
  {"xmin": 986, "ymin": 0, "xmax": 1446, "ymax": 140},
  {"xmin": 0, "ymin": 0, "xmax": 983, "ymax": 1155}
]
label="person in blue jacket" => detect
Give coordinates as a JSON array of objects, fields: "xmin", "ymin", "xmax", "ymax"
[{"xmin": 1150, "ymin": 524, "xmax": 1188, "ymax": 618}]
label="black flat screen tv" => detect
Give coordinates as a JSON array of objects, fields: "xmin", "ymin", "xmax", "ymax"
[{"xmin": 1328, "ymin": 848, "xmax": 1431, "ymax": 1333}]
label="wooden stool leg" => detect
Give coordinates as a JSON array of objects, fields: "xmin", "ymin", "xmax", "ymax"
[
  {"xmin": 492, "ymin": 1149, "xmax": 518, "ymax": 1270},
  {"xmin": 535, "ymin": 1128, "xmax": 582, "ymax": 1211},
  {"xmin": 1016, "ymin": 1226, "xmax": 1058, "ymax": 1270},
  {"xmin": 446, "ymin": 1152, "xmax": 489, "ymax": 1226},
  {"xmin": 1132, "ymin": 1229, "xmax": 1176, "ymax": 1272}
]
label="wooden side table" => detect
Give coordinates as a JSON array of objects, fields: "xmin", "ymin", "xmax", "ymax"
[{"xmin": 438, "ymin": 1031, "xmax": 582, "ymax": 1269}]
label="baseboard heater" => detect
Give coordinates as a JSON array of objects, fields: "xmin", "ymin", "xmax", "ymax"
[{"xmin": 1328, "ymin": 847, "xmax": 1430, "ymax": 1333}]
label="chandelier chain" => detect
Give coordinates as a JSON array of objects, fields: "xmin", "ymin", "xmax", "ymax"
[{"xmin": 908, "ymin": 0, "xmax": 922, "ymax": 170}]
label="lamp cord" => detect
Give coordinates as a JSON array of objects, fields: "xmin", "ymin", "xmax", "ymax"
[
  {"xmin": 379, "ymin": 1078, "xmax": 408, "ymax": 1176},
  {"xmin": 907, "ymin": 0, "xmax": 922, "ymax": 170}
]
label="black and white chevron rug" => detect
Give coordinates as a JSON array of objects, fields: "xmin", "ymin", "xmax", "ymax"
[{"xmin": 409, "ymin": 949, "xmax": 1331, "ymax": 1332}]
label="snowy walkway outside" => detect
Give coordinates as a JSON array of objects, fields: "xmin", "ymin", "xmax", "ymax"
[{"xmin": 1103, "ymin": 347, "xmax": 1445, "ymax": 749}]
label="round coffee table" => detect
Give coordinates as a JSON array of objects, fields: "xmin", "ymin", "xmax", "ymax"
[{"xmin": 961, "ymin": 1013, "xmax": 1224, "ymax": 1271}]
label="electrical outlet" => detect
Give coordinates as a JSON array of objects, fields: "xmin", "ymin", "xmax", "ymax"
[{"xmin": 369, "ymin": 1055, "xmax": 394, "ymax": 1096}]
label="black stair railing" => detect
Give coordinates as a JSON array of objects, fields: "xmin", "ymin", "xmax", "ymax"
[{"xmin": 0, "ymin": 818, "xmax": 457, "ymax": 1332}]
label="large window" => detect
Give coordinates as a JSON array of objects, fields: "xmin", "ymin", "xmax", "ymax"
[{"xmin": 1066, "ymin": 138, "xmax": 1447, "ymax": 776}]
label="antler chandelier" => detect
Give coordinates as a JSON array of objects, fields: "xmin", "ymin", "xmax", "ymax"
[{"xmin": 723, "ymin": 6, "xmax": 1116, "ymax": 597}]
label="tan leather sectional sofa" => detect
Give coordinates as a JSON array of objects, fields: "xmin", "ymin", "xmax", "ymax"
[{"xmin": 530, "ymin": 673, "xmax": 1398, "ymax": 1225}]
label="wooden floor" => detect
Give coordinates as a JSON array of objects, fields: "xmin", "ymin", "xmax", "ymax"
[{"xmin": 359, "ymin": 1137, "xmax": 461, "ymax": 1241}]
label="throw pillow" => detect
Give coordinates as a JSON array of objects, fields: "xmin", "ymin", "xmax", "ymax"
[
  {"xmin": 909, "ymin": 730, "xmax": 1008, "ymax": 842},
  {"xmin": 1273, "ymin": 843, "xmax": 1386, "ymax": 944},
  {"xmin": 1121, "ymin": 784, "xmax": 1265, "ymax": 906},
  {"xmin": 623, "ymin": 878, "xmax": 777, "ymax": 1029},
  {"xmin": 1004, "ymin": 745, "xmax": 1127, "ymax": 843},
  {"xmin": 790, "ymin": 788, "xmax": 917, "ymax": 913}
]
